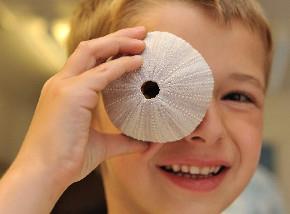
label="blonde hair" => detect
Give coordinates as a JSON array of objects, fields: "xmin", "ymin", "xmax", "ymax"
[
  {"xmin": 67, "ymin": 0, "xmax": 273, "ymax": 81},
  {"xmin": 67, "ymin": 0, "xmax": 273, "ymax": 134}
]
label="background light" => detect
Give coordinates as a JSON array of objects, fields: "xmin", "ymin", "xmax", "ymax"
[{"xmin": 52, "ymin": 19, "xmax": 70, "ymax": 47}]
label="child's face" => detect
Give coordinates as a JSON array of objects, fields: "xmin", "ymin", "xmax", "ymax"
[{"xmin": 102, "ymin": 2, "xmax": 266, "ymax": 213}]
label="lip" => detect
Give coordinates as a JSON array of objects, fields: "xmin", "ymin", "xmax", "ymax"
[{"xmin": 156, "ymin": 157, "xmax": 231, "ymax": 192}]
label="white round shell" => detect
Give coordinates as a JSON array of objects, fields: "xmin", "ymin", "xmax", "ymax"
[{"xmin": 102, "ymin": 31, "xmax": 214, "ymax": 143}]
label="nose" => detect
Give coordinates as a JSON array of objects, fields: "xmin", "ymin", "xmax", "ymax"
[{"xmin": 183, "ymin": 101, "xmax": 225, "ymax": 144}]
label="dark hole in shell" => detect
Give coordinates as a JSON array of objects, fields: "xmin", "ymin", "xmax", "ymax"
[{"xmin": 141, "ymin": 81, "xmax": 160, "ymax": 99}]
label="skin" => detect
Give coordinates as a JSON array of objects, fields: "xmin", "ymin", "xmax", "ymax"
[
  {"xmin": 0, "ymin": 2, "xmax": 267, "ymax": 214},
  {"xmin": 0, "ymin": 26, "xmax": 149, "ymax": 213},
  {"xmin": 102, "ymin": 2, "xmax": 266, "ymax": 214}
]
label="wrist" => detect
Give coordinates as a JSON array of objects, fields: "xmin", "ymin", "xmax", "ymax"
[
  {"xmin": 0, "ymin": 158, "xmax": 69, "ymax": 213},
  {"xmin": 11, "ymin": 155, "xmax": 70, "ymax": 193}
]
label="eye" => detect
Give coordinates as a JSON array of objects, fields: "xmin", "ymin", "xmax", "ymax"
[{"xmin": 222, "ymin": 91, "xmax": 253, "ymax": 103}]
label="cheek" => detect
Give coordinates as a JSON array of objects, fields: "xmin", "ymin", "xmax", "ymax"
[
  {"xmin": 226, "ymin": 110, "xmax": 263, "ymax": 175},
  {"xmin": 102, "ymin": 144, "xmax": 165, "ymax": 202},
  {"xmin": 105, "ymin": 143, "xmax": 163, "ymax": 179},
  {"xmin": 223, "ymin": 110, "xmax": 263, "ymax": 199}
]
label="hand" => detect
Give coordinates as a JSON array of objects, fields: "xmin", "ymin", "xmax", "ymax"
[
  {"xmin": 14, "ymin": 26, "xmax": 148, "ymax": 187},
  {"xmin": 0, "ymin": 25, "xmax": 149, "ymax": 214}
]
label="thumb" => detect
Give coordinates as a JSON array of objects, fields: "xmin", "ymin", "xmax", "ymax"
[
  {"xmin": 76, "ymin": 131, "xmax": 148, "ymax": 181},
  {"xmin": 89, "ymin": 130, "xmax": 149, "ymax": 160}
]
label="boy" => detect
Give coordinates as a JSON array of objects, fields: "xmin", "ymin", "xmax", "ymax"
[{"xmin": 0, "ymin": 0, "xmax": 272, "ymax": 213}]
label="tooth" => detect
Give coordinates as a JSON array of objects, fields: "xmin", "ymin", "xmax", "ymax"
[
  {"xmin": 214, "ymin": 166, "xmax": 221, "ymax": 173},
  {"xmin": 209, "ymin": 167, "xmax": 215, "ymax": 173},
  {"xmin": 190, "ymin": 166, "xmax": 199, "ymax": 174},
  {"xmin": 172, "ymin": 164, "xmax": 181, "ymax": 172},
  {"xmin": 200, "ymin": 167, "xmax": 210, "ymax": 175},
  {"xmin": 181, "ymin": 165, "xmax": 189, "ymax": 173}
]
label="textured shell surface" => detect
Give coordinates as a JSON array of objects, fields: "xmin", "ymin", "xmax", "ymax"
[{"xmin": 102, "ymin": 31, "xmax": 214, "ymax": 143}]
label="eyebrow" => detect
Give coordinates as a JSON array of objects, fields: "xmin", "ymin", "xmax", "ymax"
[{"xmin": 228, "ymin": 73, "xmax": 265, "ymax": 92}]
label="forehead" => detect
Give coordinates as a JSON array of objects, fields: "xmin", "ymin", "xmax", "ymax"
[{"xmin": 142, "ymin": 2, "xmax": 266, "ymax": 90}]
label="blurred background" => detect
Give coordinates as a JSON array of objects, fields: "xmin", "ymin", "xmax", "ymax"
[{"xmin": 0, "ymin": 0, "xmax": 289, "ymax": 213}]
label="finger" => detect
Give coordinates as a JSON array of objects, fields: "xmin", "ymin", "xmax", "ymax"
[
  {"xmin": 62, "ymin": 37, "xmax": 145, "ymax": 77},
  {"xmin": 110, "ymin": 26, "xmax": 147, "ymax": 40},
  {"xmin": 61, "ymin": 28, "xmax": 146, "ymax": 77},
  {"xmin": 79, "ymin": 55, "xmax": 143, "ymax": 92}
]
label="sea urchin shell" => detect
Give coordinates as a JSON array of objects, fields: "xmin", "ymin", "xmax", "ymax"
[{"xmin": 102, "ymin": 31, "xmax": 214, "ymax": 143}]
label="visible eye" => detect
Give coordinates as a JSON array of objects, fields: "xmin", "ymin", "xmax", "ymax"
[{"xmin": 222, "ymin": 92, "xmax": 253, "ymax": 103}]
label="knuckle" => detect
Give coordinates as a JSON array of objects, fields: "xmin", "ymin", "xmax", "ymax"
[
  {"xmin": 116, "ymin": 37, "xmax": 127, "ymax": 46},
  {"xmin": 54, "ymin": 82, "xmax": 76, "ymax": 98},
  {"xmin": 108, "ymin": 36, "xmax": 122, "ymax": 48},
  {"xmin": 55, "ymin": 84, "xmax": 70, "ymax": 97},
  {"xmin": 42, "ymin": 76, "xmax": 57, "ymax": 93},
  {"xmin": 98, "ymin": 63, "xmax": 110, "ymax": 73},
  {"xmin": 98, "ymin": 73, "xmax": 110, "ymax": 87},
  {"xmin": 102, "ymin": 37, "xmax": 119, "ymax": 52},
  {"xmin": 43, "ymin": 77, "xmax": 71, "ymax": 97},
  {"xmin": 103, "ymin": 75, "xmax": 111, "ymax": 86},
  {"xmin": 94, "ymin": 73, "xmax": 110, "ymax": 90},
  {"xmin": 114, "ymin": 36, "xmax": 123, "ymax": 43},
  {"xmin": 77, "ymin": 40, "xmax": 92, "ymax": 54}
]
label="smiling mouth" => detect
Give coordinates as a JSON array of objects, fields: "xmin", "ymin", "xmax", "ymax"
[{"xmin": 159, "ymin": 164, "xmax": 228, "ymax": 179}]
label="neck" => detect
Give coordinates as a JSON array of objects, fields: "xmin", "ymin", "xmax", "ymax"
[{"xmin": 106, "ymin": 194, "xmax": 148, "ymax": 214}]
